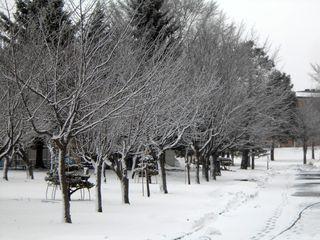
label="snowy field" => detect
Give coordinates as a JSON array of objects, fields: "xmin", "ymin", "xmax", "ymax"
[{"xmin": 1, "ymin": 147, "xmax": 320, "ymax": 240}]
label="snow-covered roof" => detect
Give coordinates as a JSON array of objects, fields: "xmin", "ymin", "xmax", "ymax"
[{"xmin": 296, "ymin": 90, "xmax": 320, "ymax": 98}]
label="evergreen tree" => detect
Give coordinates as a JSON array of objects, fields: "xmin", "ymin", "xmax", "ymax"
[
  {"xmin": 14, "ymin": 0, "xmax": 29, "ymax": 34},
  {"xmin": 13, "ymin": 0, "xmax": 74, "ymax": 47},
  {"xmin": 267, "ymin": 70, "xmax": 297, "ymax": 139},
  {"xmin": 238, "ymin": 41, "xmax": 278, "ymax": 169},
  {"xmin": 87, "ymin": 1, "xmax": 109, "ymax": 45},
  {"xmin": 0, "ymin": 11, "xmax": 14, "ymax": 44},
  {"xmin": 41, "ymin": 0, "xmax": 73, "ymax": 46},
  {"xmin": 125, "ymin": 0, "xmax": 180, "ymax": 52}
]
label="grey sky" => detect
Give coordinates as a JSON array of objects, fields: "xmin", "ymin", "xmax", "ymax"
[{"xmin": 214, "ymin": 0, "xmax": 320, "ymax": 91}]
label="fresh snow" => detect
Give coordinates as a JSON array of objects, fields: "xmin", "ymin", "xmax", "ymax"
[{"xmin": 1, "ymin": 147, "xmax": 320, "ymax": 240}]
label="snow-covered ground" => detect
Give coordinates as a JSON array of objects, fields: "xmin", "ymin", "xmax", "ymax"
[{"xmin": 1, "ymin": 147, "xmax": 320, "ymax": 240}]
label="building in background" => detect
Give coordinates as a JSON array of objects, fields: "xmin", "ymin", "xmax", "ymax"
[
  {"xmin": 280, "ymin": 89, "xmax": 320, "ymax": 147},
  {"xmin": 296, "ymin": 89, "xmax": 320, "ymax": 107}
]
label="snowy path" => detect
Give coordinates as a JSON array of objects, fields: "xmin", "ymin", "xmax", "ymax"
[
  {"xmin": 178, "ymin": 164, "xmax": 292, "ymax": 240},
  {"xmin": 275, "ymin": 170, "xmax": 320, "ymax": 240},
  {"xmin": 180, "ymin": 161, "xmax": 320, "ymax": 240}
]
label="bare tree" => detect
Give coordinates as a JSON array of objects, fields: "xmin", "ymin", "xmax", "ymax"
[
  {"xmin": 1, "ymin": 0, "xmax": 189, "ymax": 222},
  {"xmin": 75, "ymin": 122, "xmax": 114, "ymax": 212},
  {"xmin": 182, "ymin": 6, "xmax": 250, "ymax": 178},
  {"xmin": 0, "ymin": 49, "xmax": 24, "ymax": 180},
  {"xmin": 0, "ymin": 0, "xmax": 164, "ymax": 222}
]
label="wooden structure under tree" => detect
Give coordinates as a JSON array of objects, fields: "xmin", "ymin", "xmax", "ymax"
[{"xmin": 45, "ymin": 164, "xmax": 94, "ymax": 201}]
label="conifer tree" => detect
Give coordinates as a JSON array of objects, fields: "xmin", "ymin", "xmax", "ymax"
[
  {"xmin": 267, "ymin": 70, "xmax": 297, "ymax": 160},
  {"xmin": 125, "ymin": 0, "xmax": 179, "ymax": 52},
  {"xmin": 87, "ymin": 1, "xmax": 109, "ymax": 45},
  {"xmin": 13, "ymin": 0, "xmax": 73, "ymax": 47},
  {"xmin": 238, "ymin": 41, "xmax": 276, "ymax": 169}
]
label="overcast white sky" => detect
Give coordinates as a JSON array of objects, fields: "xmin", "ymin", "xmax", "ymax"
[
  {"xmin": 214, "ymin": 0, "xmax": 320, "ymax": 91},
  {"xmin": 2, "ymin": 0, "xmax": 319, "ymax": 90}
]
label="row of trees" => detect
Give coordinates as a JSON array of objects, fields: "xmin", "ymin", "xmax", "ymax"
[
  {"xmin": 295, "ymin": 65, "xmax": 320, "ymax": 164},
  {"xmin": 0, "ymin": 0, "xmax": 297, "ymax": 223}
]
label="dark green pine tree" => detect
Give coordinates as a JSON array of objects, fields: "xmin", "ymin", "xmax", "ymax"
[
  {"xmin": 0, "ymin": 0, "xmax": 29, "ymax": 44},
  {"xmin": 268, "ymin": 70, "xmax": 297, "ymax": 136},
  {"xmin": 87, "ymin": 1, "xmax": 109, "ymax": 45},
  {"xmin": 14, "ymin": 0, "xmax": 74, "ymax": 47},
  {"xmin": 41, "ymin": 0, "xmax": 74, "ymax": 47},
  {"xmin": 125, "ymin": 0, "xmax": 180, "ymax": 53},
  {"xmin": 0, "ymin": 11, "xmax": 14, "ymax": 44},
  {"xmin": 239, "ymin": 41, "xmax": 277, "ymax": 169},
  {"xmin": 14, "ymin": 0, "xmax": 30, "ymax": 32},
  {"xmin": 244, "ymin": 40, "xmax": 275, "ymax": 71},
  {"xmin": 266, "ymin": 70, "xmax": 297, "ymax": 161}
]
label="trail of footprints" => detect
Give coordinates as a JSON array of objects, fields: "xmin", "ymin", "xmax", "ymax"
[
  {"xmin": 250, "ymin": 206, "xmax": 283, "ymax": 240},
  {"xmin": 250, "ymin": 189, "xmax": 289, "ymax": 240}
]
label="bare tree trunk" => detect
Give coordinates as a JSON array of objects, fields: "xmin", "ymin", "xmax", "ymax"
[
  {"xmin": 146, "ymin": 169, "xmax": 150, "ymax": 197},
  {"xmin": 102, "ymin": 161, "xmax": 107, "ymax": 183},
  {"xmin": 201, "ymin": 155, "xmax": 205, "ymax": 177},
  {"xmin": 18, "ymin": 149, "xmax": 34, "ymax": 179},
  {"xmin": 3, "ymin": 156, "xmax": 10, "ymax": 181},
  {"xmin": 195, "ymin": 149, "xmax": 200, "ymax": 184},
  {"xmin": 26, "ymin": 165, "xmax": 34, "ymax": 180},
  {"xmin": 212, "ymin": 153, "xmax": 219, "ymax": 180},
  {"xmin": 117, "ymin": 155, "xmax": 130, "ymax": 203},
  {"xmin": 120, "ymin": 176, "xmax": 130, "ymax": 204},
  {"xmin": 185, "ymin": 149, "xmax": 191, "ymax": 185},
  {"xmin": 95, "ymin": 161, "xmax": 103, "ymax": 212},
  {"xmin": 312, "ymin": 141, "xmax": 315, "ymax": 160},
  {"xmin": 186, "ymin": 163, "xmax": 191, "ymax": 185},
  {"xmin": 251, "ymin": 150, "xmax": 255, "ymax": 170},
  {"xmin": 158, "ymin": 151, "xmax": 168, "ymax": 194},
  {"xmin": 47, "ymin": 143, "xmax": 56, "ymax": 172},
  {"xmin": 231, "ymin": 152, "xmax": 235, "ymax": 166},
  {"xmin": 270, "ymin": 140, "xmax": 275, "ymax": 161},
  {"xmin": 241, "ymin": 149, "xmax": 249, "ymax": 169},
  {"xmin": 303, "ymin": 140, "xmax": 307, "ymax": 165},
  {"xmin": 131, "ymin": 154, "xmax": 138, "ymax": 178},
  {"xmin": 57, "ymin": 144, "xmax": 72, "ymax": 223},
  {"xmin": 209, "ymin": 155, "xmax": 214, "ymax": 179},
  {"xmin": 204, "ymin": 155, "xmax": 209, "ymax": 182}
]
